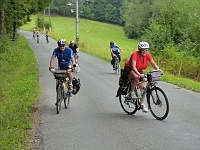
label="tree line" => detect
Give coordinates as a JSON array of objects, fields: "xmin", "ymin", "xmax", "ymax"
[
  {"xmin": 51, "ymin": 0, "xmax": 200, "ymax": 59},
  {"xmin": 0, "ymin": 0, "xmax": 52, "ymax": 40}
]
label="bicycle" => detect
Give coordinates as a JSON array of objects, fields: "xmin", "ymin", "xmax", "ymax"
[
  {"xmin": 52, "ymin": 69, "xmax": 73, "ymax": 114},
  {"xmin": 116, "ymin": 70, "xmax": 169, "ymax": 120},
  {"xmin": 74, "ymin": 53, "xmax": 80, "ymax": 73},
  {"xmin": 37, "ymin": 36, "xmax": 39, "ymax": 43},
  {"xmin": 46, "ymin": 35, "xmax": 49, "ymax": 43},
  {"xmin": 113, "ymin": 54, "xmax": 120, "ymax": 75}
]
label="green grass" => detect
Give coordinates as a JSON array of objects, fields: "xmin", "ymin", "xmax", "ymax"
[{"xmin": 0, "ymin": 35, "xmax": 40, "ymax": 149}]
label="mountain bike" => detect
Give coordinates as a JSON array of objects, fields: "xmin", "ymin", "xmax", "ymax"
[
  {"xmin": 113, "ymin": 54, "xmax": 120, "ymax": 75},
  {"xmin": 52, "ymin": 69, "xmax": 73, "ymax": 114},
  {"xmin": 74, "ymin": 53, "xmax": 80, "ymax": 73},
  {"xmin": 116, "ymin": 70, "xmax": 169, "ymax": 120}
]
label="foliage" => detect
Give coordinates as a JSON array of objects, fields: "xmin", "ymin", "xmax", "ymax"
[{"xmin": 0, "ymin": 0, "xmax": 52, "ymax": 39}]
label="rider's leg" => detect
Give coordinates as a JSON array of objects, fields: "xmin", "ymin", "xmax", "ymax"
[
  {"xmin": 139, "ymin": 82, "xmax": 148, "ymax": 112},
  {"xmin": 128, "ymin": 70, "xmax": 138, "ymax": 98},
  {"xmin": 68, "ymin": 72, "xmax": 73, "ymax": 92}
]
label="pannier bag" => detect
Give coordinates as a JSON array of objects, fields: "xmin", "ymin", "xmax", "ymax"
[{"xmin": 72, "ymin": 77, "xmax": 81, "ymax": 95}]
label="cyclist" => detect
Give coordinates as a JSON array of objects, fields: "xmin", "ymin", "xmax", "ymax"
[
  {"xmin": 110, "ymin": 41, "xmax": 123, "ymax": 70},
  {"xmin": 33, "ymin": 29, "xmax": 36, "ymax": 38},
  {"xmin": 69, "ymin": 40, "xmax": 79, "ymax": 59},
  {"xmin": 124, "ymin": 41, "xmax": 161, "ymax": 112},
  {"xmin": 49, "ymin": 39, "xmax": 76, "ymax": 92},
  {"xmin": 36, "ymin": 31, "xmax": 39, "ymax": 43},
  {"xmin": 45, "ymin": 30, "xmax": 49, "ymax": 43}
]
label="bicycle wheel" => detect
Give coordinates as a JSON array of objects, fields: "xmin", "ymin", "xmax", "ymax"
[
  {"xmin": 119, "ymin": 85, "xmax": 138, "ymax": 115},
  {"xmin": 116, "ymin": 60, "xmax": 120, "ymax": 75},
  {"xmin": 74, "ymin": 59, "xmax": 80, "ymax": 73},
  {"xmin": 56, "ymin": 84, "xmax": 63, "ymax": 114},
  {"xmin": 147, "ymin": 86, "xmax": 169, "ymax": 120},
  {"xmin": 64, "ymin": 92, "xmax": 71, "ymax": 109}
]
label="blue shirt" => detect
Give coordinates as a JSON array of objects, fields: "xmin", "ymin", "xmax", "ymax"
[
  {"xmin": 110, "ymin": 45, "xmax": 120, "ymax": 54},
  {"xmin": 52, "ymin": 47, "xmax": 74, "ymax": 69}
]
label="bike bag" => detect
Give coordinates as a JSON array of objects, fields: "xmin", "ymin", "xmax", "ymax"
[
  {"xmin": 72, "ymin": 77, "xmax": 81, "ymax": 95},
  {"xmin": 148, "ymin": 70, "xmax": 161, "ymax": 82}
]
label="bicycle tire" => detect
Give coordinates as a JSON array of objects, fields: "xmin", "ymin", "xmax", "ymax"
[
  {"xmin": 64, "ymin": 92, "xmax": 71, "ymax": 109},
  {"xmin": 56, "ymin": 84, "xmax": 63, "ymax": 114},
  {"xmin": 75, "ymin": 60, "xmax": 80, "ymax": 73},
  {"xmin": 147, "ymin": 86, "xmax": 169, "ymax": 120},
  {"xmin": 116, "ymin": 60, "xmax": 120, "ymax": 75},
  {"xmin": 119, "ymin": 85, "xmax": 138, "ymax": 115}
]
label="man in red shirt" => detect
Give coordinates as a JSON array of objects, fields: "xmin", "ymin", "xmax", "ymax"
[{"xmin": 124, "ymin": 41, "xmax": 161, "ymax": 112}]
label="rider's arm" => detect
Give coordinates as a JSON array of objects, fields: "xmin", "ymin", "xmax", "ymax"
[
  {"xmin": 149, "ymin": 59, "xmax": 159, "ymax": 70},
  {"xmin": 118, "ymin": 46, "xmax": 123, "ymax": 54},
  {"xmin": 131, "ymin": 60, "xmax": 143, "ymax": 78},
  {"xmin": 50, "ymin": 57, "xmax": 55, "ymax": 69}
]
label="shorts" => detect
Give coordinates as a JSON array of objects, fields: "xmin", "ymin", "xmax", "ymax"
[
  {"xmin": 123, "ymin": 66, "xmax": 132, "ymax": 78},
  {"xmin": 123, "ymin": 66, "xmax": 143, "ymax": 78}
]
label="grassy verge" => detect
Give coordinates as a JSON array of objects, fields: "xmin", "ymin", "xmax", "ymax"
[
  {"xmin": 21, "ymin": 15, "xmax": 200, "ymax": 92},
  {"xmin": 0, "ymin": 35, "xmax": 40, "ymax": 149}
]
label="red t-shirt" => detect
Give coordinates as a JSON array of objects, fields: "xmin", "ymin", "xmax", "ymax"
[{"xmin": 125, "ymin": 51, "xmax": 152, "ymax": 72}]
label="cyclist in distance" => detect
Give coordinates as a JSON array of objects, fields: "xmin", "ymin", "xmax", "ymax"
[
  {"xmin": 110, "ymin": 41, "xmax": 123, "ymax": 70},
  {"xmin": 69, "ymin": 40, "xmax": 79, "ymax": 59},
  {"xmin": 49, "ymin": 39, "xmax": 76, "ymax": 92},
  {"xmin": 45, "ymin": 30, "xmax": 49, "ymax": 42},
  {"xmin": 33, "ymin": 29, "xmax": 36, "ymax": 38},
  {"xmin": 124, "ymin": 41, "xmax": 162, "ymax": 112}
]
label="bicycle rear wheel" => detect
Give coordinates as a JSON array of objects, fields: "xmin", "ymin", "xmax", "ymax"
[
  {"xmin": 147, "ymin": 86, "xmax": 169, "ymax": 120},
  {"xmin": 64, "ymin": 92, "xmax": 71, "ymax": 109},
  {"xmin": 119, "ymin": 86, "xmax": 138, "ymax": 115},
  {"xmin": 56, "ymin": 84, "xmax": 63, "ymax": 114}
]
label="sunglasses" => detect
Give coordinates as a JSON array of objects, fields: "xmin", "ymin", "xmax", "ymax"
[
  {"xmin": 140, "ymin": 49, "xmax": 148, "ymax": 52},
  {"xmin": 59, "ymin": 45, "xmax": 65, "ymax": 47}
]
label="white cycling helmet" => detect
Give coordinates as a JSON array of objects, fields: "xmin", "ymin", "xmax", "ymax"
[
  {"xmin": 57, "ymin": 39, "xmax": 66, "ymax": 46},
  {"xmin": 138, "ymin": 41, "xmax": 149, "ymax": 49}
]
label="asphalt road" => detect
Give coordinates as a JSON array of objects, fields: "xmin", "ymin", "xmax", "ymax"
[{"xmin": 20, "ymin": 30, "xmax": 200, "ymax": 150}]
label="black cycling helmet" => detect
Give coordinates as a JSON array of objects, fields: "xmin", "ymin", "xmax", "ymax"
[
  {"xmin": 57, "ymin": 39, "xmax": 66, "ymax": 46},
  {"xmin": 110, "ymin": 41, "xmax": 114, "ymax": 45}
]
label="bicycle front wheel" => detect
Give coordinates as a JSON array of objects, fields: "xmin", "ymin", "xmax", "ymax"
[
  {"xmin": 75, "ymin": 60, "xmax": 80, "ymax": 73},
  {"xmin": 56, "ymin": 84, "xmax": 63, "ymax": 114},
  {"xmin": 64, "ymin": 92, "xmax": 71, "ymax": 109},
  {"xmin": 147, "ymin": 86, "xmax": 169, "ymax": 120},
  {"xmin": 116, "ymin": 60, "xmax": 120, "ymax": 75}
]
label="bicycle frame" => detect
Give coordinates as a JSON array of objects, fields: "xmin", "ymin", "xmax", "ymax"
[{"xmin": 53, "ymin": 69, "xmax": 72, "ymax": 114}]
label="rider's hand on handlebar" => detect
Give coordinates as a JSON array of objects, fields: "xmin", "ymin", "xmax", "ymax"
[{"xmin": 49, "ymin": 67, "xmax": 55, "ymax": 73}]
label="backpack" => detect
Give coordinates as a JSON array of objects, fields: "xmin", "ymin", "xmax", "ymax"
[{"xmin": 72, "ymin": 77, "xmax": 81, "ymax": 95}]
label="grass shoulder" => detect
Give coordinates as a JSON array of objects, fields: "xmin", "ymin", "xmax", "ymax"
[{"xmin": 0, "ymin": 35, "xmax": 40, "ymax": 149}]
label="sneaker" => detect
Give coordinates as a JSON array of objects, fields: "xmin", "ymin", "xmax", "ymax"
[
  {"xmin": 131, "ymin": 92, "xmax": 137, "ymax": 99},
  {"xmin": 68, "ymin": 84, "xmax": 73, "ymax": 93},
  {"xmin": 141, "ymin": 104, "xmax": 148, "ymax": 113}
]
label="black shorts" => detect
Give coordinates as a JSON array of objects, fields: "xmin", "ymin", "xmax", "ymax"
[
  {"xmin": 123, "ymin": 66, "xmax": 132, "ymax": 78},
  {"xmin": 123, "ymin": 66, "xmax": 143, "ymax": 78}
]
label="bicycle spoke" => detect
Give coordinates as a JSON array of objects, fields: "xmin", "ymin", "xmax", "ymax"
[
  {"xmin": 148, "ymin": 87, "xmax": 169, "ymax": 120},
  {"xmin": 119, "ymin": 92, "xmax": 138, "ymax": 115}
]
